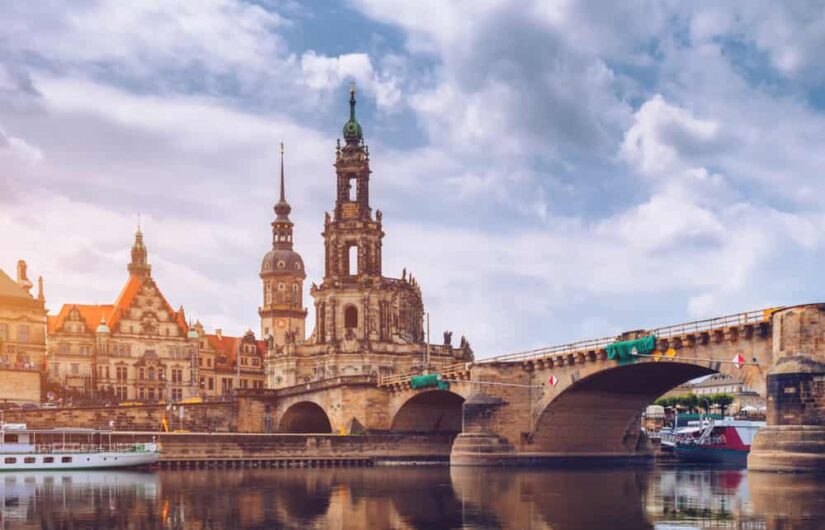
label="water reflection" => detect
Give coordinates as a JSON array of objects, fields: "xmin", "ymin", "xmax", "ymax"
[{"xmin": 1, "ymin": 466, "xmax": 824, "ymax": 529}]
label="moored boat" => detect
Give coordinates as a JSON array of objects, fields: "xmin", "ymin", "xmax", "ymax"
[
  {"xmin": 662, "ymin": 418, "xmax": 765, "ymax": 465},
  {"xmin": 0, "ymin": 423, "xmax": 160, "ymax": 471}
]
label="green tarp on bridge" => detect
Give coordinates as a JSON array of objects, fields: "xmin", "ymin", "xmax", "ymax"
[
  {"xmin": 605, "ymin": 335, "xmax": 656, "ymax": 363},
  {"xmin": 410, "ymin": 374, "xmax": 449, "ymax": 390}
]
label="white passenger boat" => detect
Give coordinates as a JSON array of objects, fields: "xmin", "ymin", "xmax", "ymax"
[{"xmin": 0, "ymin": 423, "xmax": 160, "ymax": 470}]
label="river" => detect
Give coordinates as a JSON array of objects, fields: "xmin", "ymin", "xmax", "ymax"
[{"xmin": 1, "ymin": 465, "xmax": 823, "ymax": 529}]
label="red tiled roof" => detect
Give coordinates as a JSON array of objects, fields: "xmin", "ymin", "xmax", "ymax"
[
  {"xmin": 48, "ymin": 304, "xmax": 115, "ymax": 334},
  {"xmin": 50, "ymin": 273, "xmax": 188, "ymax": 335}
]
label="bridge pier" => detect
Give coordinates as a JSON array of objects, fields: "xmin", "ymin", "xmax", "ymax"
[{"xmin": 750, "ymin": 304, "xmax": 825, "ymax": 472}]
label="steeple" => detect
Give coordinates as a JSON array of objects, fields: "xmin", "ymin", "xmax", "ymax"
[
  {"xmin": 128, "ymin": 225, "xmax": 152, "ymax": 278},
  {"xmin": 271, "ymin": 142, "xmax": 294, "ymax": 249},
  {"xmin": 342, "ymin": 82, "xmax": 363, "ymax": 145}
]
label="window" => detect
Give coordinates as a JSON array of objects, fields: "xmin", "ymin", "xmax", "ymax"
[
  {"xmin": 71, "ymin": 363, "xmax": 79, "ymax": 375},
  {"xmin": 292, "ymin": 284, "xmax": 299, "ymax": 304},
  {"xmin": 51, "ymin": 363, "xmax": 59, "ymax": 376},
  {"xmin": 347, "ymin": 245, "xmax": 357, "ymax": 275},
  {"xmin": 17, "ymin": 325, "xmax": 29, "ymax": 343},
  {"xmin": 116, "ymin": 386, "xmax": 127, "ymax": 400},
  {"xmin": 150, "ymin": 366, "xmax": 158, "ymax": 381},
  {"xmin": 43, "ymin": 456, "xmax": 54, "ymax": 464},
  {"xmin": 348, "ymin": 176, "xmax": 357, "ymax": 201},
  {"xmin": 138, "ymin": 387, "xmax": 145, "ymax": 400},
  {"xmin": 4, "ymin": 457, "xmax": 16, "ymax": 464},
  {"xmin": 58, "ymin": 343, "xmax": 70, "ymax": 354},
  {"xmin": 344, "ymin": 306, "xmax": 358, "ymax": 329},
  {"xmin": 24, "ymin": 457, "xmax": 35, "ymax": 464},
  {"xmin": 61, "ymin": 456, "xmax": 72, "ymax": 463},
  {"xmin": 172, "ymin": 369, "xmax": 182, "ymax": 383},
  {"xmin": 148, "ymin": 388, "xmax": 156, "ymax": 401},
  {"xmin": 0, "ymin": 323, "xmax": 7, "ymax": 340},
  {"xmin": 208, "ymin": 377, "xmax": 214, "ymax": 390},
  {"xmin": 79, "ymin": 344, "xmax": 92, "ymax": 355},
  {"xmin": 139, "ymin": 368, "xmax": 145, "ymax": 380},
  {"xmin": 116, "ymin": 366, "xmax": 127, "ymax": 381}
]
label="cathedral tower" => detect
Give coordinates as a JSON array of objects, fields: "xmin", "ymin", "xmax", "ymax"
[
  {"xmin": 311, "ymin": 86, "xmax": 424, "ymax": 346},
  {"xmin": 259, "ymin": 144, "xmax": 307, "ymax": 347}
]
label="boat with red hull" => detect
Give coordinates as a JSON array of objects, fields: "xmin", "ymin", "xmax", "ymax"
[{"xmin": 662, "ymin": 418, "xmax": 765, "ymax": 465}]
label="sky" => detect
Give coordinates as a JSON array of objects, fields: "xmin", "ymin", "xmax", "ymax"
[{"xmin": 1, "ymin": 1, "xmax": 825, "ymax": 359}]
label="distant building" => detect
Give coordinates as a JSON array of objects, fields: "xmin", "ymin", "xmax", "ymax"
[
  {"xmin": 46, "ymin": 230, "xmax": 265, "ymax": 403},
  {"xmin": 0, "ymin": 260, "xmax": 46, "ymax": 403},
  {"xmin": 263, "ymin": 88, "xmax": 473, "ymax": 389},
  {"xmin": 662, "ymin": 373, "xmax": 764, "ymax": 414}
]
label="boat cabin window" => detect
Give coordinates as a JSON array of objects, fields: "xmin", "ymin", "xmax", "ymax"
[
  {"xmin": 4, "ymin": 434, "xmax": 18, "ymax": 443},
  {"xmin": 61, "ymin": 456, "xmax": 72, "ymax": 463},
  {"xmin": 43, "ymin": 457, "xmax": 54, "ymax": 463},
  {"xmin": 4, "ymin": 457, "xmax": 16, "ymax": 464},
  {"xmin": 24, "ymin": 457, "xmax": 35, "ymax": 464}
]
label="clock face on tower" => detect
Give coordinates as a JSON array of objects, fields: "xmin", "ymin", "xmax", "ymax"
[{"xmin": 277, "ymin": 320, "xmax": 286, "ymax": 328}]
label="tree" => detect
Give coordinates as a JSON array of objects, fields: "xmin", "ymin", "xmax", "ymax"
[{"xmin": 710, "ymin": 393, "xmax": 735, "ymax": 416}]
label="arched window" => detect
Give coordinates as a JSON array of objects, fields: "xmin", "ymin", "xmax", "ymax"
[
  {"xmin": 344, "ymin": 306, "xmax": 358, "ymax": 329},
  {"xmin": 265, "ymin": 282, "xmax": 272, "ymax": 305},
  {"xmin": 348, "ymin": 175, "xmax": 357, "ymax": 201},
  {"xmin": 292, "ymin": 284, "xmax": 299, "ymax": 304},
  {"xmin": 347, "ymin": 245, "xmax": 358, "ymax": 276},
  {"xmin": 148, "ymin": 367, "xmax": 155, "ymax": 381}
]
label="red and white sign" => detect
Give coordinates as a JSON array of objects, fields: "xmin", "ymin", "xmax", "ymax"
[
  {"xmin": 732, "ymin": 353, "xmax": 746, "ymax": 368},
  {"xmin": 548, "ymin": 374, "xmax": 558, "ymax": 387}
]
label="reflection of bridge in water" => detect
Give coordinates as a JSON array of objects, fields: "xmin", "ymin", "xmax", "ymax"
[
  {"xmin": 2, "ymin": 468, "xmax": 822, "ymax": 529},
  {"xmin": 240, "ymin": 303, "xmax": 825, "ymax": 471}
]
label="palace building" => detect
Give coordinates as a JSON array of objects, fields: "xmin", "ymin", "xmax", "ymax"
[
  {"xmin": 263, "ymin": 87, "xmax": 473, "ymax": 389},
  {"xmin": 47, "ymin": 230, "xmax": 265, "ymax": 403},
  {"xmin": 0, "ymin": 260, "xmax": 47, "ymax": 404}
]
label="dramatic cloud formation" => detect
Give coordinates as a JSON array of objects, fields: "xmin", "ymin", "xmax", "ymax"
[{"xmin": 2, "ymin": 0, "xmax": 825, "ymax": 356}]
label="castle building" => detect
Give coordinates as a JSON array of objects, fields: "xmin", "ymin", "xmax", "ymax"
[
  {"xmin": 264, "ymin": 87, "xmax": 472, "ymax": 389},
  {"xmin": 47, "ymin": 230, "xmax": 265, "ymax": 403},
  {"xmin": 0, "ymin": 260, "xmax": 47, "ymax": 404}
]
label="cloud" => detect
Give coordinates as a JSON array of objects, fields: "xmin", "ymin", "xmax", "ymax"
[
  {"xmin": 300, "ymin": 51, "xmax": 401, "ymax": 108},
  {"xmin": 0, "ymin": 124, "xmax": 42, "ymax": 164}
]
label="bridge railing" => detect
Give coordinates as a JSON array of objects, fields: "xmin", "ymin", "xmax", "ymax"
[
  {"xmin": 377, "ymin": 362, "xmax": 469, "ymax": 387},
  {"xmin": 477, "ymin": 307, "xmax": 778, "ymax": 365}
]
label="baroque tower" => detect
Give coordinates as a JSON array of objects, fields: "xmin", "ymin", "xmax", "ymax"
[
  {"xmin": 311, "ymin": 86, "xmax": 424, "ymax": 346},
  {"xmin": 259, "ymin": 143, "xmax": 307, "ymax": 348}
]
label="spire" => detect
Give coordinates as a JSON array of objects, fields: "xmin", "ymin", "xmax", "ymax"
[
  {"xmin": 127, "ymin": 227, "xmax": 151, "ymax": 277},
  {"xmin": 274, "ymin": 142, "xmax": 292, "ymax": 222},
  {"xmin": 36, "ymin": 275, "xmax": 44, "ymax": 302},
  {"xmin": 342, "ymin": 82, "xmax": 363, "ymax": 145}
]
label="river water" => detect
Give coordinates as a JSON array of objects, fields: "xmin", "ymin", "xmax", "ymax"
[{"xmin": 1, "ymin": 465, "xmax": 823, "ymax": 529}]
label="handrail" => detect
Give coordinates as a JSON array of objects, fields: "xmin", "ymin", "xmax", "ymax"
[
  {"xmin": 377, "ymin": 361, "xmax": 469, "ymax": 387},
  {"xmin": 477, "ymin": 307, "xmax": 778, "ymax": 364}
]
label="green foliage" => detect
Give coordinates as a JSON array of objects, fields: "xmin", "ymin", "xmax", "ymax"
[{"xmin": 655, "ymin": 392, "xmax": 736, "ymax": 414}]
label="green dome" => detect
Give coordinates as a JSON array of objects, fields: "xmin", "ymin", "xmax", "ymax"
[
  {"xmin": 187, "ymin": 329, "xmax": 199, "ymax": 339},
  {"xmin": 342, "ymin": 85, "xmax": 363, "ymax": 144}
]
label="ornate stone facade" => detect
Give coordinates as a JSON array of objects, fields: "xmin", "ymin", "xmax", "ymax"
[
  {"xmin": 0, "ymin": 260, "xmax": 47, "ymax": 403},
  {"xmin": 47, "ymin": 230, "xmax": 265, "ymax": 403},
  {"xmin": 264, "ymin": 88, "xmax": 473, "ymax": 389},
  {"xmin": 0, "ymin": 260, "xmax": 47, "ymax": 373}
]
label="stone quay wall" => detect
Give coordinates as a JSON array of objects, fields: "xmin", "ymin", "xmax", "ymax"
[
  {"xmin": 3, "ymin": 402, "xmax": 238, "ymax": 432},
  {"xmin": 109, "ymin": 432, "xmax": 455, "ymax": 464}
]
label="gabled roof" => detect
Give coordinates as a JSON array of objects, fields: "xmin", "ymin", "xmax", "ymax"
[
  {"xmin": 205, "ymin": 333, "xmax": 266, "ymax": 371},
  {"xmin": 0, "ymin": 269, "xmax": 32, "ymax": 299},
  {"xmin": 50, "ymin": 274, "xmax": 188, "ymax": 335},
  {"xmin": 48, "ymin": 304, "xmax": 115, "ymax": 334}
]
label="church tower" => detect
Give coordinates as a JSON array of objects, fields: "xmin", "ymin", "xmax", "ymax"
[
  {"xmin": 310, "ymin": 86, "xmax": 424, "ymax": 346},
  {"xmin": 259, "ymin": 143, "xmax": 307, "ymax": 348},
  {"xmin": 127, "ymin": 228, "xmax": 152, "ymax": 278}
]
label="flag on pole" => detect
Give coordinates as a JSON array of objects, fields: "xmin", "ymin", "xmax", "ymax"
[
  {"xmin": 732, "ymin": 353, "xmax": 745, "ymax": 368},
  {"xmin": 548, "ymin": 374, "xmax": 558, "ymax": 387}
]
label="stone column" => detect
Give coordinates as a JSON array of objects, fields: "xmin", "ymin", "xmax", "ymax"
[{"xmin": 749, "ymin": 303, "xmax": 825, "ymax": 472}]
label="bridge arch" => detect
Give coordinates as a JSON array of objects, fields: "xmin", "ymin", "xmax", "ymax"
[
  {"xmin": 532, "ymin": 361, "xmax": 716, "ymax": 454},
  {"xmin": 391, "ymin": 390, "xmax": 465, "ymax": 433},
  {"xmin": 279, "ymin": 401, "xmax": 333, "ymax": 433}
]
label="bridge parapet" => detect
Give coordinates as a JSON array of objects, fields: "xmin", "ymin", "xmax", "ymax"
[
  {"xmin": 477, "ymin": 308, "xmax": 778, "ymax": 372},
  {"xmin": 377, "ymin": 362, "xmax": 471, "ymax": 391}
]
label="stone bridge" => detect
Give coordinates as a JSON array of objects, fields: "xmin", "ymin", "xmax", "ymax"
[{"xmin": 240, "ymin": 303, "xmax": 825, "ymax": 471}]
